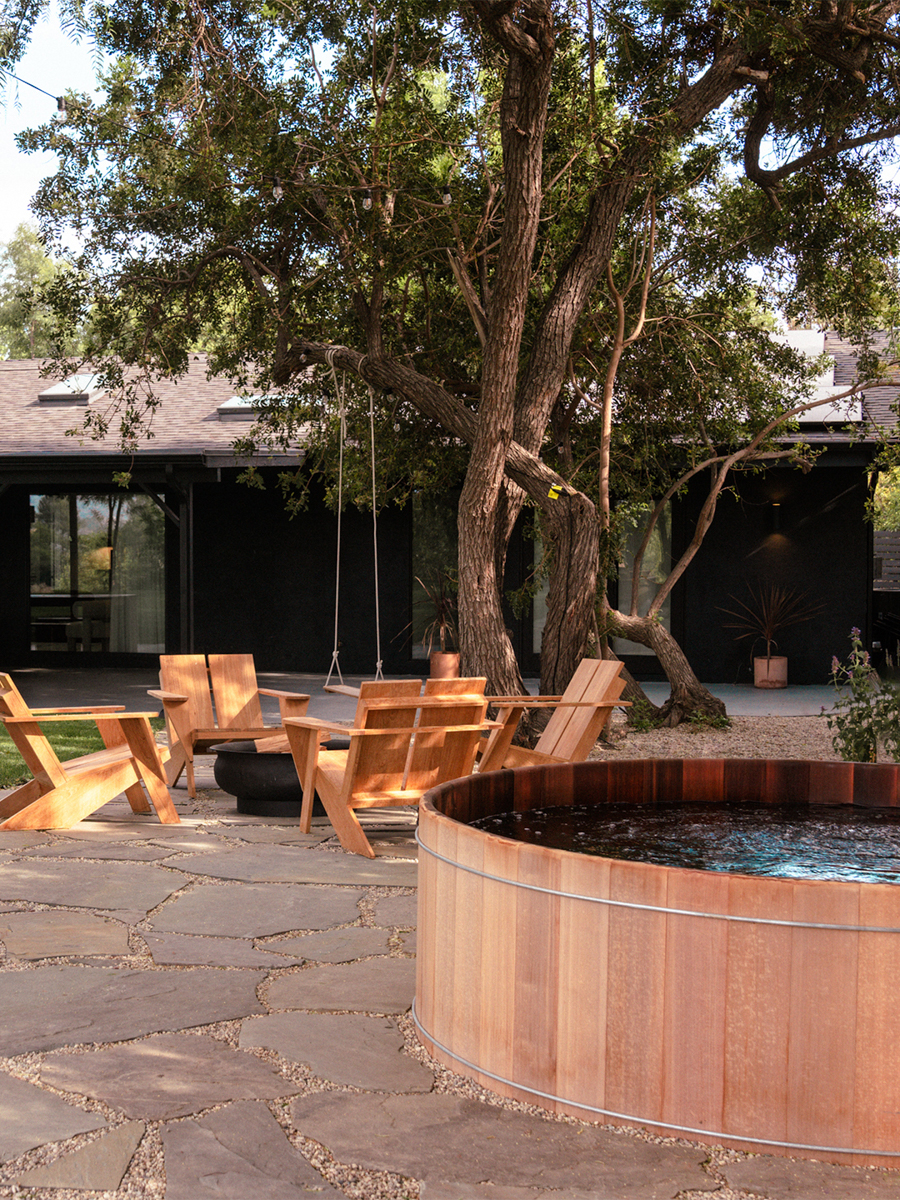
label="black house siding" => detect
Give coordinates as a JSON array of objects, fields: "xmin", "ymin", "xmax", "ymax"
[
  {"xmin": 188, "ymin": 474, "xmax": 413, "ymax": 674},
  {"xmin": 677, "ymin": 455, "xmax": 870, "ymax": 685}
]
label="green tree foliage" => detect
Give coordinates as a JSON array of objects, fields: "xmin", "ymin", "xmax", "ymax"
[
  {"xmin": 0, "ymin": 223, "xmax": 65, "ymax": 357},
  {"xmin": 4, "ymin": 0, "xmax": 900, "ymax": 711}
]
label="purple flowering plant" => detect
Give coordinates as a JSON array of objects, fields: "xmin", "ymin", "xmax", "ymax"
[{"xmin": 825, "ymin": 629, "xmax": 900, "ymax": 763}]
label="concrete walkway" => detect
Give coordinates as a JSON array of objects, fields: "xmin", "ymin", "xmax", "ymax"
[{"xmin": 0, "ymin": 669, "xmax": 894, "ymax": 1199}]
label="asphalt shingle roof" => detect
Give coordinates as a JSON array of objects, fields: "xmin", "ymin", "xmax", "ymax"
[{"xmin": 0, "ymin": 356, "xmax": 303, "ymax": 462}]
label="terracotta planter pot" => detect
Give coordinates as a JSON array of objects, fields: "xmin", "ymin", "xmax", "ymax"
[
  {"xmin": 429, "ymin": 650, "xmax": 460, "ymax": 679},
  {"xmin": 754, "ymin": 654, "xmax": 788, "ymax": 689}
]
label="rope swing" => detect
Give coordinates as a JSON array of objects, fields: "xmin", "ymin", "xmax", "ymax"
[{"xmin": 322, "ymin": 349, "xmax": 384, "ymax": 691}]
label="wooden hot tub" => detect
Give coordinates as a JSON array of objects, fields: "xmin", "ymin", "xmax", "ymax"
[{"xmin": 414, "ymin": 758, "xmax": 900, "ymax": 1166}]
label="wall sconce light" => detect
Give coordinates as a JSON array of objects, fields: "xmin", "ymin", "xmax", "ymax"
[{"xmin": 770, "ymin": 502, "xmax": 782, "ymax": 533}]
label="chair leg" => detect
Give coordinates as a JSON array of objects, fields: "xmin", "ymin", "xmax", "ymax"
[
  {"xmin": 124, "ymin": 783, "xmax": 152, "ymax": 814},
  {"xmin": 320, "ymin": 794, "xmax": 377, "ymax": 858},
  {"xmin": 0, "ymin": 778, "xmax": 46, "ymax": 821},
  {"xmin": 164, "ymin": 744, "xmax": 187, "ymax": 788},
  {"xmin": 118, "ymin": 718, "xmax": 181, "ymax": 825}
]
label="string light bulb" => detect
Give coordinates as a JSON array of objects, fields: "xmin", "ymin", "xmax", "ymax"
[
  {"xmin": 55, "ymin": 96, "xmax": 66, "ymax": 121},
  {"xmin": 272, "ymin": 175, "xmax": 283, "ymax": 202},
  {"xmin": 362, "ymin": 189, "xmax": 373, "ymax": 211},
  {"xmin": 441, "ymin": 184, "xmax": 451, "ymax": 205}
]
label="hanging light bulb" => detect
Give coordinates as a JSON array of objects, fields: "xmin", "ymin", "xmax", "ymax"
[
  {"xmin": 441, "ymin": 184, "xmax": 451, "ymax": 206},
  {"xmin": 362, "ymin": 188, "xmax": 373, "ymax": 211},
  {"xmin": 272, "ymin": 175, "xmax": 284, "ymax": 202},
  {"xmin": 55, "ymin": 96, "xmax": 67, "ymax": 122}
]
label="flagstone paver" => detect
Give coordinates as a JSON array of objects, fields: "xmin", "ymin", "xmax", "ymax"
[
  {"xmin": 162, "ymin": 1100, "xmax": 343, "ymax": 1199},
  {"xmin": 147, "ymin": 882, "xmax": 365, "ymax": 937},
  {"xmin": 290, "ymin": 1093, "xmax": 712, "ymax": 1198},
  {"xmin": 267, "ymin": 957, "xmax": 417, "ymax": 1013},
  {"xmin": 723, "ymin": 1155, "xmax": 900, "ymax": 1197},
  {"xmin": 420, "ymin": 1187, "xmax": 650, "ymax": 1200},
  {"xmin": 0, "ymin": 831, "xmax": 52, "ymax": 849},
  {"xmin": 202, "ymin": 824, "xmax": 333, "ymax": 845},
  {"xmin": 150, "ymin": 834, "xmax": 238, "ymax": 852},
  {"xmin": 373, "ymin": 894, "xmax": 418, "ymax": 927},
  {"xmin": 0, "ymin": 1072, "xmax": 108, "ymax": 1160},
  {"xmin": 21, "ymin": 841, "xmax": 179, "ymax": 861},
  {"xmin": 0, "ymin": 965, "xmax": 265, "ymax": 1054},
  {"xmin": 239, "ymin": 1012, "xmax": 435, "ymax": 1091},
  {"xmin": 56, "ymin": 822, "xmax": 198, "ymax": 841},
  {"xmin": 14, "ymin": 1122, "xmax": 145, "ymax": 1191},
  {"xmin": 0, "ymin": 910, "xmax": 131, "ymax": 959},
  {"xmin": 268, "ymin": 926, "xmax": 392, "ymax": 963},
  {"xmin": 179, "ymin": 843, "xmax": 418, "ymax": 885},
  {"xmin": 0, "ymin": 858, "xmax": 188, "ymax": 911},
  {"xmin": 144, "ymin": 930, "xmax": 305, "ymax": 968},
  {"xmin": 41, "ymin": 1033, "xmax": 301, "ymax": 1119}
]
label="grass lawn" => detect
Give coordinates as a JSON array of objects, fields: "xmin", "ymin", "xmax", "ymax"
[{"xmin": 0, "ymin": 718, "xmax": 166, "ymax": 789}]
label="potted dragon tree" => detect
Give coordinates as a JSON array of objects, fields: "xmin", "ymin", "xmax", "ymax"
[
  {"xmin": 720, "ymin": 582, "xmax": 823, "ymax": 689},
  {"xmin": 415, "ymin": 571, "xmax": 460, "ymax": 679}
]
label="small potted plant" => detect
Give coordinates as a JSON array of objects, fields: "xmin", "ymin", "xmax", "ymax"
[
  {"xmin": 416, "ymin": 571, "xmax": 460, "ymax": 679},
  {"xmin": 719, "ymin": 581, "xmax": 823, "ymax": 689}
]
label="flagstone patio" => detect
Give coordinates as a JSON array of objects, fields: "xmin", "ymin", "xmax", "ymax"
[{"xmin": 0, "ymin": 691, "xmax": 899, "ymax": 1198}]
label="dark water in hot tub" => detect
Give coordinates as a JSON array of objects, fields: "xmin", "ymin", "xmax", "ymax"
[{"xmin": 470, "ymin": 801, "xmax": 900, "ymax": 883}]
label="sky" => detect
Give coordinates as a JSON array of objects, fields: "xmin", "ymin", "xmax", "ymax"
[{"xmin": 0, "ymin": 6, "xmax": 106, "ymax": 244}]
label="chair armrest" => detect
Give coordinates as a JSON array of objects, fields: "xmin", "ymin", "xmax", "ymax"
[
  {"xmin": 258, "ymin": 688, "xmax": 311, "ymax": 701},
  {"xmin": 31, "ymin": 704, "xmax": 126, "ymax": 714},
  {"xmin": 148, "ymin": 689, "xmax": 189, "ymax": 704},
  {"xmin": 284, "ymin": 716, "xmax": 358, "ymax": 736},
  {"xmin": 2, "ymin": 711, "xmax": 160, "ymax": 724}
]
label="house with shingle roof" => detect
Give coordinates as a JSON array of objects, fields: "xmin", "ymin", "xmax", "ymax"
[{"xmin": 0, "ymin": 337, "xmax": 894, "ymax": 684}]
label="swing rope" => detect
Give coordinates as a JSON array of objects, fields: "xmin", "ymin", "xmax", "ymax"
[
  {"xmin": 322, "ymin": 348, "xmax": 384, "ymax": 686},
  {"xmin": 368, "ymin": 381, "xmax": 384, "ymax": 681},
  {"xmin": 324, "ymin": 348, "xmax": 346, "ymax": 690}
]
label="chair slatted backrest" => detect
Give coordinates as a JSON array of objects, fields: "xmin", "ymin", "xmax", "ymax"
[
  {"xmin": 409, "ymin": 678, "xmax": 488, "ymax": 785},
  {"xmin": 341, "ymin": 700, "xmax": 423, "ymax": 801},
  {"xmin": 159, "ymin": 655, "xmax": 215, "ymax": 730},
  {"xmin": 536, "ymin": 659, "xmax": 626, "ymax": 761},
  {"xmin": 208, "ymin": 654, "xmax": 265, "ymax": 729},
  {"xmin": 354, "ymin": 679, "xmax": 423, "ymax": 728},
  {"xmin": 0, "ymin": 674, "xmax": 67, "ymax": 788}
]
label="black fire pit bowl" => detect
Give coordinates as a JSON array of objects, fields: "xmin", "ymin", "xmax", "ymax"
[{"xmin": 211, "ymin": 740, "xmax": 325, "ymax": 817}]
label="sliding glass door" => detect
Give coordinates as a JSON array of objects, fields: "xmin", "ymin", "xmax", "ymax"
[{"xmin": 29, "ymin": 493, "xmax": 165, "ymax": 653}]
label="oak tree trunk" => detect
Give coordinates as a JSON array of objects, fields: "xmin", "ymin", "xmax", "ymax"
[{"xmin": 610, "ymin": 609, "xmax": 726, "ymax": 726}]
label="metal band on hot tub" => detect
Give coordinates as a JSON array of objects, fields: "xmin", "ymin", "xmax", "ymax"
[
  {"xmin": 416, "ymin": 829, "xmax": 900, "ymax": 932},
  {"xmin": 410, "ymin": 998, "xmax": 897, "ymax": 1157}
]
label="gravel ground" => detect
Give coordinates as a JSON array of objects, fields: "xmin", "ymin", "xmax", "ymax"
[{"xmin": 597, "ymin": 712, "xmax": 842, "ymax": 762}]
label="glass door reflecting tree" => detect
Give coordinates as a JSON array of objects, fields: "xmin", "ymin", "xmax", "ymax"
[{"xmin": 29, "ymin": 493, "xmax": 165, "ymax": 653}]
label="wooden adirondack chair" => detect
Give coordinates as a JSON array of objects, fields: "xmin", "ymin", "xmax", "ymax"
[
  {"xmin": 285, "ymin": 683, "xmax": 493, "ymax": 857},
  {"xmin": 478, "ymin": 658, "xmax": 630, "ymax": 772},
  {"xmin": 149, "ymin": 654, "xmax": 311, "ymax": 798},
  {"xmin": 0, "ymin": 673, "xmax": 179, "ymax": 830}
]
